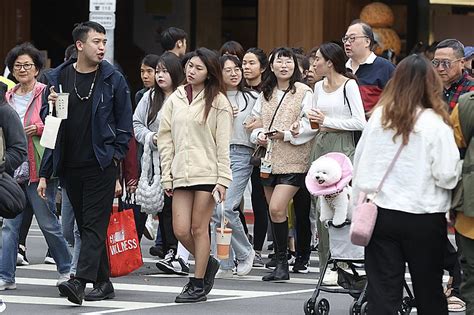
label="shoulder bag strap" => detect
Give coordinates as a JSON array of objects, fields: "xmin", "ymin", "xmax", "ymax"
[
  {"xmin": 373, "ymin": 110, "xmax": 424, "ymax": 197},
  {"xmin": 342, "ymin": 79, "xmax": 352, "ymax": 116},
  {"xmin": 268, "ymin": 89, "xmax": 289, "ymax": 130}
]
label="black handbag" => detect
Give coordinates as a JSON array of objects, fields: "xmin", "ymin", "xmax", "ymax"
[
  {"xmin": 343, "ymin": 80, "xmax": 362, "ymax": 146},
  {"xmin": 250, "ymin": 145, "xmax": 267, "ymax": 167},
  {"xmin": 0, "ymin": 127, "xmax": 26, "ymax": 219},
  {"xmin": 250, "ymin": 89, "xmax": 289, "ymax": 166}
]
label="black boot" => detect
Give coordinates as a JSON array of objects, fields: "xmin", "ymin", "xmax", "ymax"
[
  {"xmin": 58, "ymin": 278, "xmax": 86, "ymax": 305},
  {"xmin": 84, "ymin": 280, "xmax": 115, "ymax": 301},
  {"xmin": 203, "ymin": 256, "xmax": 220, "ymax": 294},
  {"xmin": 175, "ymin": 277, "xmax": 207, "ymax": 303},
  {"xmin": 262, "ymin": 251, "xmax": 290, "ymax": 281}
]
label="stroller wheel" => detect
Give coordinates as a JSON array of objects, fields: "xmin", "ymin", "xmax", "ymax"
[
  {"xmin": 349, "ymin": 300, "xmax": 362, "ymax": 315},
  {"xmin": 398, "ymin": 296, "xmax": 412, "ymax": 315},
  {"xmin": 304, "ymin": 299, "xmax": 316, "ymax": 315},
  {"xmin": 316, "ymin": 298, "xmax": 330, "ymax": 315},
  {"xmin": 360, "ymin": 301, "xmax": 368, "ymax": 315}
]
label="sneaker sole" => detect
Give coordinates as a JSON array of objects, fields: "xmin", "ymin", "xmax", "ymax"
[
  {"xmin": 156, "ymin": 262, "xmax": 189, "ymax": 276},
  {"xmin": 175, "ymin": 295, "xmax": 207, "ymax": 303},
  {"xmin": 0, "ymin": 284, "xmax": 16, "ymax": 291},
  {"xmin": 293, "ymin": 269, "xmax": 309, "ymax": 274}
]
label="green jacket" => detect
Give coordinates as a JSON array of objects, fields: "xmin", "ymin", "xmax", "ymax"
[{"xmin": 458, "ymin": 92, "xmax": 474, "ymax": 216}]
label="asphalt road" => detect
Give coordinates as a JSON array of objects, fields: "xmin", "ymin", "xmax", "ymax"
[{"xmin": 0, "ymin": 220, "xmax": 464, "ymax": 315}]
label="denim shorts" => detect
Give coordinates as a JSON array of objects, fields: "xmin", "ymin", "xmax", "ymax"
[{"xmin": 260, "ymin": 173, "xmax": 305, "ymax": 188}]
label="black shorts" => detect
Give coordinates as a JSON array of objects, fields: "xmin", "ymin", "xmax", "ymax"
[
  {"xmin": 174, "ymin": 185, "xmax": 214, "ymax": 193},
  {"xmin": 260, "ymin": 173, "xmax": 305, "ymax": 188}
]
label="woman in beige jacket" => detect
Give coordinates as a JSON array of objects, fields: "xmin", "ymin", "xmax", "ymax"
[{"xmin": 157, "ymin": 48, "xmax": 233, "ymax": 303}]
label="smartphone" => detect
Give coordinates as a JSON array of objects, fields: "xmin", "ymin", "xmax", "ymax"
[
  {"xmin": 213, "ymin": 190, "xmax": 221, "ymax": 203},
  {"xmin": 264, "ymin": 130, "xmax": 277, "ymax": 136}
]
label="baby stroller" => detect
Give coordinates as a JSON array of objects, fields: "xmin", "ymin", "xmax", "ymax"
[{"xmin": 303, "ymin": 220, "xmax": 415, "ymax": 315}]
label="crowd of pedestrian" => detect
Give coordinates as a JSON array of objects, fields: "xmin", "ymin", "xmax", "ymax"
[{"xmin": 0, "ymin": 18, "xmax": 473, "ymax": 314}]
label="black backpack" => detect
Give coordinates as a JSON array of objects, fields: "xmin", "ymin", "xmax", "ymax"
[{"xmin": 0, "ymin": 127, "xmax": 26, "ymax": 219}]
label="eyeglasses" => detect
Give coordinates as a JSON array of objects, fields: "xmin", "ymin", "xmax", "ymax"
[
  {"xmin": 13, "ymin": 63, "xmax": 35, "ymax": 71},
  {"xmin": 342, "ymin": 35, "xmax": 368, "ymax": 44},
  {"xmin": 223, "ymin": 67, "xmax": 242, "ymax": 75},
  {"xmin": 431, "ymin": 58, "xmax": 463, "ymax": 69}
]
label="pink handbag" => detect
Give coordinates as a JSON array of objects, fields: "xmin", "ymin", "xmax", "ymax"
[{"xmin": 350, "ymin": 137, "xmax": 406, "ymax": 246}]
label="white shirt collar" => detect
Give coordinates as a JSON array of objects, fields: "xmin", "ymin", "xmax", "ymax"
[{"xmin": 346, "ymin": 52, "xmax": 377, "ymax": 72}]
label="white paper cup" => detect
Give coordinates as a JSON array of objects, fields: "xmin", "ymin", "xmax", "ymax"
[
  {"xmin": 216, "ymin": 227, "xmax": 232, "ymax": 259},
  {"xmin": 56, "ymin": 93, "xmax": 69, "ymax": 119}
]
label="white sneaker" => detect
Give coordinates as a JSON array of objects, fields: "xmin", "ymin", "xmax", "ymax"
[
  {"xmin": 215, "ymin": 268, "xmax": 234, "ymax": 279},
  {"xmin": 143, "ymin": 215, "xmax": 156, "ymax": 241},
  {"xmin": 0, "ymin": 279, "xmax": 16, "ymax": 291},
  {"xmin": 56, "ymin": 273, "xmax": 70, "ymax": 286},
  {"xmin": 322, "ymin": 269, "xmax": 338, "ymax": 286},
  {"xmin": 44, "ymin": 256, "xmax": 56, "ymax": 265},
  {"xmin": 236, "ymin": 249, "xmax": 255, "ymax": 276}
]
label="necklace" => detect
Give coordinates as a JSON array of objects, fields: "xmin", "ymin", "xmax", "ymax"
[{"xmin": 74, "ymin": 65, "xmax": 98, "ymax": 101}]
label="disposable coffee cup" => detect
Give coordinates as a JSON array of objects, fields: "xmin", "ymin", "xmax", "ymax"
[
  {"xmin": 55, "ymin": 93, "xmax": 69, "ymax": 119},
  {"xmin": 310, "ymin": 120, "xmax": 319, "ymax": 130},
  {"xmin": 216, "ymin": 227, "xmax": 232, "ymax": 259}
]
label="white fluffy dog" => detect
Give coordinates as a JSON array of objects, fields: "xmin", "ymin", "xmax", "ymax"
[{"xmin": 306, "ymin": 154, "xmax": 353, "ymax": 226}]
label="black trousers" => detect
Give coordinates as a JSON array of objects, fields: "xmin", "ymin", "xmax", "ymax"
[
  {"xmin": 64, "ymin": 164, "xmax": 116, "ymax": 283},
  {"xmin": 157, "ymin": 195, "xmax": 177, "ymax": 252},
  {"xmin": 251, "ymin": 167, "xmax": 269, "ymax": 251},
  {"xmin": 293, "ymin": 182, "xmax": 311, "ymax": 260},
  {"xmin": 365, "ymin": 207, "xmax": 448, "ymax": 315}
]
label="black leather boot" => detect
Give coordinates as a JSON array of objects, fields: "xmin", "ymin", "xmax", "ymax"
[
  {"xmin": 262, "ymin": 251, "xmax": 290, "ymax": 282},
  {"xmin": 203, "ymin": 256, "xmax": 220, "ymax": 294},
  {"xmin": 58, "ymin": 278, "xmax": 86, "ymax": 305},
  {"xmin": 175, "ymin": 277, "xmax": 207, "ymax": 303},
  {"xmin": 85, "ymin": 280, "xmax": 115, "ymax": 301}
]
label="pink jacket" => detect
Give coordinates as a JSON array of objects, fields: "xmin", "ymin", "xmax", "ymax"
[{"xmin": 6, "ymin": 82, "xmax": 46, "ymax": 183}]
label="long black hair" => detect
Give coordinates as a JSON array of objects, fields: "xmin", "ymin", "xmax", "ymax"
[
  {"xmin": 318, "ymin": 42, "xmax": 357, "ymax": 80},
  {"xmin": 219, "ymin": 54, "xmax": 257, "ymax": 112},
  {"xmin": 261, "ymin": 47, "xmax": 301, "ymax": 101},
  {"xmin": 147, "ymin": 52, "xmax": 184, "ymax": 125}
]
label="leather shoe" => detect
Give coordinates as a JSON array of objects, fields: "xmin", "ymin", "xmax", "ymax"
[
  {"xmin": 175, "ymin": 277, "xmax": 207, "ymax": 303},
  {"xmin": 84, "ymin": 280, "xmax": 115, "ymax": 301},
  {"xmin": 204, "ymin": 256, "xmax": 220, "ymax": 294},
  {"xmin": 58, "ymin": 278, "xmax": 85, "ymax": 305}
]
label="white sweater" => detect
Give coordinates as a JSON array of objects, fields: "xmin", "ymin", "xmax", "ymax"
[{"xmin": 353, "ymin": 107, "xmax": 462, "ymax": 214}]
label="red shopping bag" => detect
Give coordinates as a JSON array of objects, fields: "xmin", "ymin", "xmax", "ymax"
[{"xmin": 106, "ymin": 205, "xmax": 143, "ymax": 277}]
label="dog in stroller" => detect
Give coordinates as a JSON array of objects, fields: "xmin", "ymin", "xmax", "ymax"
[{"xmin": 304, "ymin": 153, "xmax": 415, "ymax": 314}]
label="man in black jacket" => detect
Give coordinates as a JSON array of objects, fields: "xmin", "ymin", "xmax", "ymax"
[{"xmin": 37, "ymin": 21, "xmax": 132, "ymax": 305}]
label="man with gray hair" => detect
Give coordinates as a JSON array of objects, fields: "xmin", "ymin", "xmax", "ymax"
[
  {"xmin": 433, "ymin": 39, "xmax": 474, "ymax": 112},
  {"xmin": 343, "ymin": 20, "xmax": 395, "ymax": 114}
]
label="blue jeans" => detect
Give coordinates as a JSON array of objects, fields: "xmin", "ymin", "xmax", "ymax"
[
  {"xmin": 211, "ymin": 145, "xmax": 253, "ymax": 270},
  {"xmin": 0, "ymin": 182, "xmax": 71, "ymax": 283},
  {"xmin": 61, "ymin": 188, "xmax": 81, "ymax": 276}
]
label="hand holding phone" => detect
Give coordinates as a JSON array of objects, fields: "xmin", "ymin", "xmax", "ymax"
[
  {"xmin": 213, "ymin": 190, "xmax": 221, "ymax": 204},
  {"xmin": 264, "ymin": 130, "xmax": 277, "ymax": 136}
]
